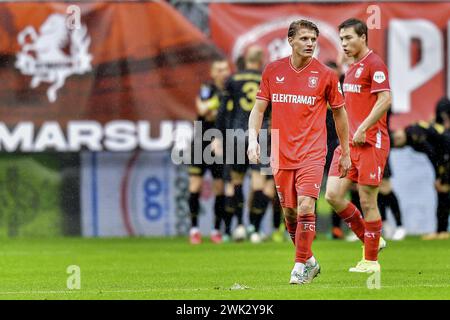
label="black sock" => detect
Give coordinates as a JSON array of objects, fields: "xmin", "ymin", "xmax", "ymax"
[
  {"xmin": 272, "ymin": 194, "xmax": 282, "ymax": 229},
  {"xmin": 249, "ymin": 191, "xmax": 270, "ymax": 232},
  {"xmin": 378, "ymin": 193, "xmax": 387, "ymax": 222},
  {"xmin": 437, "ymin": 192, "xmax": 450, "ymax": 233},
  {"xmin": 214, "ymin": 195, "xmax": 225, "ymax": 231},
  {"xmin": 224, "ymin": 195, "xmax": 234, "ymax": 235},
  {"xmin": 332, "ymin": 212, "xmax": 342, "ymax": 228},
  {"xmin": 189, "ymin": 192, "xmax": 200, "ymax": 228},
  {"xmin": 386, "ymin": 191, "xmax": 403, "ymax": 226},
  {"xmin": 234, "ymin": 185, "xmax": 244, "ymax": 225}
]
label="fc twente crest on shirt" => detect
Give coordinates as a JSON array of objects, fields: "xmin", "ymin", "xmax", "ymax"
[{"xmin": 308, "ymin": 76, "xmax": 318, "ymax": 88}]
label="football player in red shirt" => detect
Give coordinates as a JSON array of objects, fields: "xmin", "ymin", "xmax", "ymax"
[
  {"xmin": 248, "ymin": 19, "xmax": 351, "ymax": 285},
  {"xmin": 325, "ymin": 18, "xmax": 392, "ymax": 273}
]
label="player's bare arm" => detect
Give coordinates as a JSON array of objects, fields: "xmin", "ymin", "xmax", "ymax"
[
  {"xmin": 332, "ymin": 106, "xmax": 351, "ymax": 177},
  {"xmin": 247, "ymin": 99, "xmax": 269, "ymax": 163},
  {"xmin": 353, "ymin": 90, "xmax": 391, "ymax": 146},
  {"xmin": 196, "ymin": 96, "xmax": 209, "ymax": 116}
]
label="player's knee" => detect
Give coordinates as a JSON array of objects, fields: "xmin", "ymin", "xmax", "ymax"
[
  {"xmin": 298, "ymin": 204, "xmax": 314, "ymax": 214},
  {"xmin": 359, "ymin": 197, "xmax": 377, "ymax": 214},
  {"xmin": 283, "ymin": 208, "xmax": 297, "ymax": 222},
  {"xmin": 324, "ymin": 191, "xmax": 334, "ymax": 204},
  {"xmin": 359, "ymin": 186, "xmax": 378, "ymax": 213},
  {"xmin": 298, "ymin": 198, "xmax": 315, "ymax": 214},
  {"xmin": 325, "ymin": 190, "xmax": 340, "ymax": 207}
]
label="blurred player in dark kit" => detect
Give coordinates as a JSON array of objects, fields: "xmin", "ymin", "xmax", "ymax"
[{"xmin": 188, "ymin": 58, "xmax": 231, "ymax": 244}]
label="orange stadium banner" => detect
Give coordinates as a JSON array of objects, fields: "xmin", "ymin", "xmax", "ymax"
[
  {"xmin": 0, "ymin": 1, "xmax": 221, "ymax": 151},
  {"xmin": 210, "ymin": 2, "xmax": 450, "ymax": 130}
]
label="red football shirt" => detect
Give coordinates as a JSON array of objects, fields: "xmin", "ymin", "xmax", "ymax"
[
  {"xmin": 342, "ymin": 50, "xmax": 390, "ymax": 149},
  {"xmin": 257, "ymin": 56, "xmax": 344, "ymax": 169}
]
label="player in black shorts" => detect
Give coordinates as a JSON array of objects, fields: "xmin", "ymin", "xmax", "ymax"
[
  {"xmin": 188, "ymin": 58, "xmax": 231, "ymax": 244},
  {"xmin": 215, "ymin": 45, "xmax": 274, "ymax": 243}
]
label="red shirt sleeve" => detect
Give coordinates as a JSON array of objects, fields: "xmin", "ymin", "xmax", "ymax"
[
  {"xmin": 256, "ymin": 65, "xmax": 271, "ymax": 101},
  {"xmin": 370, "ymin": 59, "xmax": 390, "ymax": 93},
  {"xmin": 326, "ymin": 71, "xmax": 345, "ymax": 109}
]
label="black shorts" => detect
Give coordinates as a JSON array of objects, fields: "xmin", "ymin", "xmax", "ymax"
[
  {"xmin": 227, "ymin": 134, "xmax": 271, "ymax": 175},
  {"xmin": 189, "ymin": 140, "xmax": 224, "ymax": 179},
  {"xmin": 188, "ymin": 163, "xmax": 224, "ymax": 179}
]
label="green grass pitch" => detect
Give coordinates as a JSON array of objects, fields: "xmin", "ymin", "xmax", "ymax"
[{"xmin": 0, "ymin": 236, "xmax": 449, "ymax": 300}]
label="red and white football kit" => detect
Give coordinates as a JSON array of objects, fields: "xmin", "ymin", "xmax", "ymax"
[
  {"xmin": 329, "ymin": 50, "xmax": 391, "ymax": 186},
  {"xmin": 257, "ymin": 56, "xmax": 344, "ymax": 208}
]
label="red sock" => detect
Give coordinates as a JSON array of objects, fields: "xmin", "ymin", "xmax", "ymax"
[
  {"xmin": 364, "ymin": 220, "xmax": 382, "ymax": 261},
  {"xmin": 295, "ymin": 214, "xmax": 316, "ymax": 263},
  {"xmin": 338, "ymin": 202, "xmax": 365, "ymax": 242},
  {"xmin": 285, "ymin": 218, "xmax": 297, "ymax": 245}
]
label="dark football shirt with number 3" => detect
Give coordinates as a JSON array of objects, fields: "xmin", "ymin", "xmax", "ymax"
[{"xmin": 216, "ymin": 69, "xmax": 270, "ymax": 134}]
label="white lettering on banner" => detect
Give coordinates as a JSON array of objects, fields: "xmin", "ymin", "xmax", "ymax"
[
  {"xmin": 272, "ymin": 93, "xmax": 316, "ymax": 105},
  {"xmin": 34, "ymin": 121, "xmax": 67, "ymax": 152},
  {"xmin": 104, "ymin": 121, "xmax": 138, "ymax": 151},
  {"xmin": 0, "ymin": 120, "xmax": 193, "ymax": 152},
  {"xmin": 68, "ymin": 121, "xmax": 103, "ymax": 151},
  {"xmin": 388, "ymin": 19, "xmax": 443, "ymax": 113},
  {"xmin": 0, "ymin": 122, "xmax": 34, "ymax": 152}
]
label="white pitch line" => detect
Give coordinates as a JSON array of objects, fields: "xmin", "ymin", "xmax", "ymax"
[
  {"xmin": 0, "ymin": 284, "xmax": 448, "ymax": 296},
  {"xmin": 0, "ymin": 288, "xmax": 212, "ymax": 295}
]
